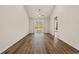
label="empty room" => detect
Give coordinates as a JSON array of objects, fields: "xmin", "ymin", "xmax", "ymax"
[{"xmin": 0, "ymin": 5, "xmax": 79, "ymax": 54}]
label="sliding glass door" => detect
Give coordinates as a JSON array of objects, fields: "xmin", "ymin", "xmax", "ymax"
[{"xmin": 34, "ymin": 19, "xmax": 44, "ymax": 33}]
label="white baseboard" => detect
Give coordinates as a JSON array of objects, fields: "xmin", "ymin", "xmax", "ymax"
[{"xmin": 0, "ymin": 33, "xmax": 29, "ymax": 53}]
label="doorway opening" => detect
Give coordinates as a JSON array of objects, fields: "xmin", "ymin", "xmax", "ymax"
[{"xmin": 34, "ymin": 19, "xmax": 44, "ymax": 33}]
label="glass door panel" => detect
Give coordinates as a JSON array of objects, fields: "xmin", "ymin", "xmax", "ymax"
[{"xmin": 34, "ymin": 19, "xmax": 44, "ymax": 33}]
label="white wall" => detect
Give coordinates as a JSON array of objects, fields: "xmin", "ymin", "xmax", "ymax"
[
  {"xmin": 50, "ymin": 5, "xmax": 79, "ymax": 50},
  {"xmin": 44, "ymin": 18, "xmax": 50, "ymax": 33},
  {"xmin": 50, "ymin": 12, "xmax": 55, "ymax": 35},
  {"xmin": 29, "ymin": 18, "xmax": 34, "ymax": 33},
  {"xmin": 0, "ymin": 5, "xmax": 29, "ymax": 53}
]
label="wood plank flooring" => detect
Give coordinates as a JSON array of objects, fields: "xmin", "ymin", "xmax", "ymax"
[{"xmin": 2, "ymin": 33, "xmax": 79, "ymax": 54}]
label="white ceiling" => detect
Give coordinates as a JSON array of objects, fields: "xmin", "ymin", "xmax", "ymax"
[{"xmin": 24, "ymin": 5, "xmax": 54, "ymax": 19}]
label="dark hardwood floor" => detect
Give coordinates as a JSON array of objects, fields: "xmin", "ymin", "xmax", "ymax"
[{"xmin": 2, "ymin": 33, "xmax": 79, "ymax": 54}]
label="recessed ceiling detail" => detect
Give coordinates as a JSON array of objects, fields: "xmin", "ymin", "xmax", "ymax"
[{"xmin": 24, "ymin": 5, "xmax": 54, "ymax": 19}]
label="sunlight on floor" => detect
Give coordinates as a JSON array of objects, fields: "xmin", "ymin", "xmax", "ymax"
[{"xmin": 32, "ymin": 33, "xmax": 47, "ymax": 53}]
